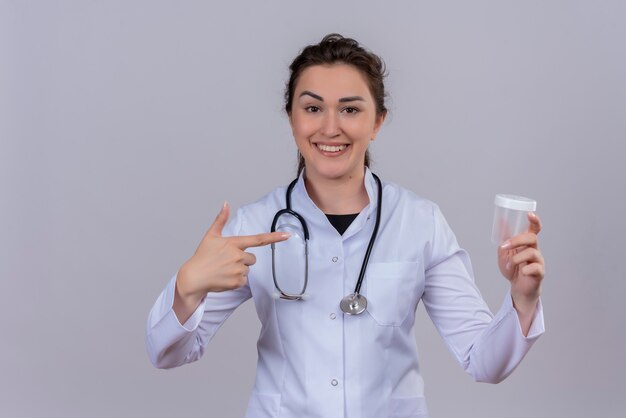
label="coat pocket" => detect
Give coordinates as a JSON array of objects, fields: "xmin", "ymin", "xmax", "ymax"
[{"xmin": 365, "ymin": 261, "xmax": 421, "ymax": 326}]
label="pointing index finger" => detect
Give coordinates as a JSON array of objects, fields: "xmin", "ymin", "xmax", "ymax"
[{"xmin": 231, "ymin": 232, "xmax": 291, "ymax": 250}]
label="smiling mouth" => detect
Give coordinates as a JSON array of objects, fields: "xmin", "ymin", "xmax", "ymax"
[{"xmin": 316, "ymin": 143, "xmax": 348, "ymax": 153}]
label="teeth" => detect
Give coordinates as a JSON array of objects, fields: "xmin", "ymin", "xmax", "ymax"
[{"xmin": 317, "ymin": 144, "xmax": 347, "ymax": 152}]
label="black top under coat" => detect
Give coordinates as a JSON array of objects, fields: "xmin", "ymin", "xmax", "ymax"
[{"xmin": 325, "ymin": 213, "xmax": 359, "ymax": 235}]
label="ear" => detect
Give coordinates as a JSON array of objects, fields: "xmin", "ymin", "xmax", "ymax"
[{"xmin": 371, "ymin": 111, "xmax": 387, "ymax": 141}]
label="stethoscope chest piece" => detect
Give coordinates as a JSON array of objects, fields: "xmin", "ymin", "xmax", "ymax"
[{"xmin": 340, "ymin": 293, "xmax": 368, "ymax": 315}]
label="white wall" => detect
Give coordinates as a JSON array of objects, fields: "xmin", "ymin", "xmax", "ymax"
[{"xmin": 1, "ymin": 1, "xmax": 625, "ymax": 417}]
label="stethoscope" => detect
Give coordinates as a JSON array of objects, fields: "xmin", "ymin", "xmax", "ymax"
[{"xmin": 270, "ymin": 173, "xmax": 382, "ymax": 315}]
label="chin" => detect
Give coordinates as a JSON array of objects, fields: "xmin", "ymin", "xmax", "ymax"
[{"xmin": 307, "ymin": 162, "xmax": 360, "ymax": 181}]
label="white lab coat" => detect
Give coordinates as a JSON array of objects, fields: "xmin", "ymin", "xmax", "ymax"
[{"xmin": 146, "ymin": 168, "xmax": 544, "ymax": 418}]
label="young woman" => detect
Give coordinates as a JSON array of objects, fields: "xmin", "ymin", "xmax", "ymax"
[{"xmin": 146, "ymin": 34, "xmax": 545, "ymax": 418}]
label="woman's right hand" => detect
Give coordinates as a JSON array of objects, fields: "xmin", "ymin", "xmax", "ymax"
[{"xmin": 173, "ymin": 202, "xmax": 290, "ymax": 323}]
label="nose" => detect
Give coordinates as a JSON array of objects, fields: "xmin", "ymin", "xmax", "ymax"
[{"xmin": 321, "ymin": 111, "xmax": 340, "ymax": 137}]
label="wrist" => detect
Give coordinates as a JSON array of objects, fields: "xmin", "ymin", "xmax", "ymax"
[
  {"xmin": 511, "ymin": 290, "xmax": 540, "ymax": 315},
  {"xmin": 176, "ymin": 263, "xmax": 206, "ymax": 303}
]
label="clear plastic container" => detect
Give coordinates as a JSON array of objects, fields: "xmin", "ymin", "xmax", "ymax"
[{"xmin": 491, "ymin": 194, "xmax": 537, "ymax": 245}]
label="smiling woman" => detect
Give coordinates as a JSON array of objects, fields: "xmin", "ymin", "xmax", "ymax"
[
  {"xmin": 289, "ymin": 64, "xmax": 385, "ymax": 213},
  {"xmin": 145, "ymin": 33, "xmax": 546, "ymax": 418},
  {"xmin": 285, "ymin": 34, "xmax": 388, "ymax": 175}
]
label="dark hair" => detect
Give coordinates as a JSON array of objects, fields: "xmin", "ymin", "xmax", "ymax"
[{"xmin": 285, "ymin": 33, "xmax": 388, "ymax": 174}]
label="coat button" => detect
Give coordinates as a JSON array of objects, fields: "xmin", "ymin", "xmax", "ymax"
[
  {"xmin": 331, "ymin": 379, "xmax": 338, "ymax": 386},
  {"xmin": 332, "ymin": 256, "xmax": 339, "ymax": 262}
]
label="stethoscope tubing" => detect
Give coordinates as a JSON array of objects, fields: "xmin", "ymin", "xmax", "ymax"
[
  {"xmin": 270, "ymin": 172, "xmax": 383, "ymax": 314},
  {"xmin": 354, "ymin": 173, "xmax": 382, "ymax": 295}
]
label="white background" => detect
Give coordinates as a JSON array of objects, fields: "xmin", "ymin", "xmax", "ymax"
[{"xmin": 2, "ymin": 1, "xmax": 625, "ymax": 417}]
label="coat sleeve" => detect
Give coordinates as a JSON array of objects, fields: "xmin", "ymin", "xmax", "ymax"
[
  {"xmin": 422, "ymin": 204, "xmax": 544, "ymax": 383},
  {"xmin": 145, "ymin": 208, "xmax": 252, "ymax": 369}
]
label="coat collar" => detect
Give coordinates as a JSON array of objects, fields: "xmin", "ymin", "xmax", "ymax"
[{"xmin": 290, "ymin": 167, "xmax": 380, "ymax": 238}]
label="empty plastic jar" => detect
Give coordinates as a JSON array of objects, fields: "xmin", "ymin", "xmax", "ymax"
[{"xmin": 491, "ymin": 194, "xmax": 537, "ymax": 245}]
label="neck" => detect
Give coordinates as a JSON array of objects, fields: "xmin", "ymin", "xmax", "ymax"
[{"xmin": 303, "ymin": 169, "xmax": 369, "ymax": 214}]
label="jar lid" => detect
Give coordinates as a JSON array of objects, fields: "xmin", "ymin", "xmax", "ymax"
[{"xmin": 494, "ymin": 194, "xmax": 537, "ymax": 211}]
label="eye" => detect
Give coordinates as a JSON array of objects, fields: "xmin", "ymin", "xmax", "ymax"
[
  {"xmin": 342, "ymin": 106, "xmax": 360, "ymax": 114},
  {"xmin": 305, "ymin": 105, "xmax": 321, "ymax": 113}
]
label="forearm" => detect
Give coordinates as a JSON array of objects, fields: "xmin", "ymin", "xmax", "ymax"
[
  {"xmin": 465, "ymin": 293, "xmax": 544, "ymax": 383},
  {"xmin": 146, "ymin": 275, "xmax": 207, "ymax": 369},
  {"xmin": 146, "ymin": 274, "xmax": 252, "ymax": 369}
]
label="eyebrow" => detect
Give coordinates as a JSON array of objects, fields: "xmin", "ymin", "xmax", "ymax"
[
  {"xmin": 299, "ymin": 90, "xmax": 366, "ymax": 103},
  {"xmin": 300, "ymin": 91, "xmax": 323, "ymax": 101}
]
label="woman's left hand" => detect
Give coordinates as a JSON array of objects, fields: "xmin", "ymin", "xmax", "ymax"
[{"xmin": 498, "ymin": 212, "xmax": 545, "ymax": 333}]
